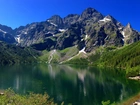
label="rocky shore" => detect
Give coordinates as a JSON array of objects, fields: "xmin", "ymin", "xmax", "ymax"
[{"xmin": 129, "ymin": 76, "xmax": 140, "ymax": 80}]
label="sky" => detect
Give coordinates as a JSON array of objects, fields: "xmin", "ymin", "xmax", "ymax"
[{"xmin": 0, "ymin": 0, "xmax": 140, "ymax": 31}]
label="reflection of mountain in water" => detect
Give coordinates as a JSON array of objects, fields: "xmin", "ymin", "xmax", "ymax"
[{"xmin": 0, "ymin": 64, "xmax": 140, "ymax": 105}]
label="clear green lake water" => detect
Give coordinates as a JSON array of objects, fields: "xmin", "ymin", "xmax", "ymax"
[{"xmin": 0, "ymin": 64, "xmax": 140, "ymax": 105}]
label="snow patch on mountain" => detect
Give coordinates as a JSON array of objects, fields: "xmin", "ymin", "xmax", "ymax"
[
  {"xmin": 15, "ymin": 35, "xmax": 21, "ymax": 43},
  {"xmin": 59, "ymin": 29, "xmax": 66, "ymax": 32},
  {"xmin": 79, "ymin": 47, "xmax": 86, "ymax": 54},
  {"xmin": 118, "ymin": 27, "xmax": 123, "ymax": 30},
  {"xmin": 99, "ymin": 17, "xmax": 111, "ymax": 22},
  {"xmin": 51, "ymin": 22, "xmax": 57, "ymax": 26},
  {"xmin": 121, "ymin": 31, "xmax": 125, "ymax": 42},
  {"xmin": 47, "ymin": 20, "xmax": 57, "ymax": 27},
  {"xmin": 60, "ymin": 47, "xmax": 87, "ymax": 64},
  {"xmin": 0, "ymin": 29, "xmax": 7, "ymax": 34},
  {"xmin": 24, "ymin": 32, "xmax": 27, "ymax": 34},
  {"xmin": 121, "ymin": 31, "xmax": 125, "ymax": 37},
  {"xmin": 85, "ymin": 34, "xmax": 89, "ymax": 40}
]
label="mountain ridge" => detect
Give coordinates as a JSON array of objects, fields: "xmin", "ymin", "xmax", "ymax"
[{"xmin": 0, "ymin": 7, "xmax": 140, "ymax": 53}]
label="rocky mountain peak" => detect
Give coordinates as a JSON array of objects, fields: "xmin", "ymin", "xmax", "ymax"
[
  {"xmin": 0, "ymin": 24, "xmax": 13, "ymax": 35},
  {"xmin": 48, "ymin": 15, "xmax": 62, "ymax": 21},
  {"xmin": 126, "ymin": 23, "xmax": 132, "ymax": 29},
  {"xmin": 84, "ymin": 7, "xmax": 97, "ymax": 14},
  {"xmin": 124, "ymin": 23, "xmax": 133, "ymax": 33},
  {"xmin": 105, "ymin": 15, "xmax": 116, "ymax": 21},
  {"xmin": 122, "ymin": 22, "xmax": 140, "ymax": 44},
  {"xmin": 99, "ymin": 15, "xmax": 117, "ymax": 23},
  {"xmin": 47, "ymin": 15, "xmax": 63, "ymax": 28},
  {"xmin": 80, "ymin": 7, "xmax": 103, "ymax": 21}
]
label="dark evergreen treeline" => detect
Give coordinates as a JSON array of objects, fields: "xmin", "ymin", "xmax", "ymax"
[
  {"xmin": 99, "ymin": 41, "xmax": 140, "ymax": 76},
  {"xmin": 0, "ymin": 41, "xmax": 38, "ymax": 65}
]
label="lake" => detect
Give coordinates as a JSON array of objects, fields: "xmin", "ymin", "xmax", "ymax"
[{"xmin": 0, "ymin": 64, "xmax": 140, "ymax": 105}]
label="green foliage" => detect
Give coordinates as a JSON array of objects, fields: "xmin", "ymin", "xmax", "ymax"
[
  {"xmin": 102, "ymin": 100, "xmax": 111, "ymax": 105},
  {"xmin": 39, "ymin": 46, "xmax": 79, "ymax": 63},
  {"xmin": 66, "ymin": 57, "xmax": 89, "ymax": 65},
  {"xmin": 0, "ymin": 42, "xmax": 38, "ymax": 65},
  {"xmin": 0, "ymin": 89, "xmax": 58, "ymax": 105},
  {"xmin": 99, "ymin": 41, "xmax": 140, "ymax": 76},
  {"xmin": 59, "ymin": 46, "xmax": 79, "ymax": 58},
  {"xmin": 101, "ymin": 100, "xmax": 116, "ymax": 105}
]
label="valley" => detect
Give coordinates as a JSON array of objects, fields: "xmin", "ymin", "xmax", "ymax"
[{"xmin": 0, "ymin": 7, "xmax": 140, "ymax": 105}]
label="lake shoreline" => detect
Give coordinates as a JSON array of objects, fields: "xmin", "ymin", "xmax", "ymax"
[
  {"xmin": 129, "ymin": 76, "xmax": 140, "ymax": 80},
  {"xmin": 120, "ymin": 93, "xmax": 140, "ymax": 105}
]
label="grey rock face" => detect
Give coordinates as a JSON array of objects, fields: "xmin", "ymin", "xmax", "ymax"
[
  {"xmin": 0, "ymin": 24, "xmax": 13, "ymax": 35},
  {"xmin": 47, "ymin": 15, "xmax": 64, "ymax": 28},
  {"xmin": 80, "ymin": 7, "xmax": 104, "ymax": 22},
  {"xmin": 63, "ymin": 14, "xmax": 80, "ymax": 28},
  {"xmin": 122, "ymin": 23, "xmax": 140, "ymax": 44},
  {"xmin": 0, "ymin": 28, "xmax": 16, "ymax": 44},
  {"xmin": 56, "ymin": 23, "xmax": 83, "ymax": 50}
]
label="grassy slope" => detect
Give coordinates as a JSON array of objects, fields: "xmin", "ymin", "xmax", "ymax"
[
  {"xmin": 64, "ymin": 41, "xmax": 140, "ymax": 76},
  {"xmin": 100, "ymin": 41, "xmax": 140, "ymax": 76},
  {"xmin": 38, "ymin": 46, "xmax": 79, "ymax": 63},
  {"xmin": 0, "ymin": 41, "xmax": 38, "ymax": 65}
]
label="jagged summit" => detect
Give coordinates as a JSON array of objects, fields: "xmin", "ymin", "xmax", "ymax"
[
  {"xmin": 80, "ymin": 7, "xmax": 103, "ymax": 21},
  {"xmin": 0, "ymin": 7, "xmax": 140, "ymax": 52},
  {"xmin": 105, "ymin": 15, "xmax": 116, "ymax": 21},
  {"xmin": 83, "ymin": 7, "xmax": 98, "ymax": 14},
  {"xmin": 126, "ymin": 23, "xmax": 132, "ymax": 29},
  {"xmin": 99, "ymin": 15, "xmax": 118, "ymax": 24},
  {"xmin": 47, "ymin": 15, "xmax": 63, "ymax": 28}
]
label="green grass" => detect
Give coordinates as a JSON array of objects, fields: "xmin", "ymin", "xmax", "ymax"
[
  {"xmin": 39, "ymin": 46, "xmax": 79, "ymax": 63},
  {"xmin": 38, "ymin": 50, "xmax": 49, "ymax": 63}
]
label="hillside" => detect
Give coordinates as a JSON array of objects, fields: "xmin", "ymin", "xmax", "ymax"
[
  {"xmin": 0, "ymin": 41, "xmax": 38, "ymax": 65},
  {"xmin": 100, "ymin": 41, "xmax": 140, "ymax": 76},
  {"xmin": 64, "ymin": 41, "xmax": 140, "ymax": 76}
]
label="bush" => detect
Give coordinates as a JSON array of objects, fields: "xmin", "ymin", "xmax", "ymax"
[{"xmin": 0, "ymin": 89, "xmax": 59, "ymax": 105}]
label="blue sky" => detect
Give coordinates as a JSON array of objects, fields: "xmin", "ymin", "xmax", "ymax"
[{"xmin": 0, "ymin": 0, "xmax": 140, "ymax": 31}]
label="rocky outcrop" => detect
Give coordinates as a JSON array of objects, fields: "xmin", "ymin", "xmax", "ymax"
[
  {"xmin": 47, "ymin": 15, "xmax": 64, "ymax": 28},
  {"xmin": 0, "ymin": 24, "xmax": 13, "ymax": 35},
  {"xmin": 122, "ymin": 23, "xmax": 140, "ymax": 44},
  {"xmin": 0, "ymin": 29, "xmax": 16, "ymax": 44},
  {"xmin": 56, "ymin": 23, "xmax": 83, "ymax": 50},
  {"xmin": 63, "ymin": 14, "xmax": 80, "ymax": 28},
  {"xmin": 79, "ymin": 7, "xmax": 103, "ymax": 22}
]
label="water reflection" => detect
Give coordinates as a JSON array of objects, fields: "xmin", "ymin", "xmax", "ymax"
[{"xmin": 0, "ymin": 64, "xmax": 140, "ymax": 105}]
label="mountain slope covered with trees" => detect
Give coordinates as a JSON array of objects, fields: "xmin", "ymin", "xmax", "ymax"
[
  {"xmin": 100, "ymin": 41, "xmax": 140, "ymax": 76},
  {"xmin": 0, "ymin": 41, "xmax": 38, "ymax": 65}
]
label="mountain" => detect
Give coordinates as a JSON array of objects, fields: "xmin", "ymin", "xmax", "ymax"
[
  {"xmin": 0, "ymin": 24, "xmax": 13, "ymax": 34},
  {"xmin": 7, "ymin": 7, "xmax": 138, "ymax": 53},
  {"xmin": 0, "ymin": 24, "xmax": 16, "ymax": 44},
  {"xmin": 0, "ymin": 7, "xmax": 140, "ymax": 65},
  {"xmin": 121, "ymin": 23, "xmax": 140, "ymax": 44}
]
